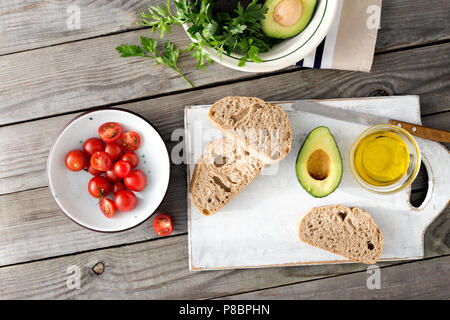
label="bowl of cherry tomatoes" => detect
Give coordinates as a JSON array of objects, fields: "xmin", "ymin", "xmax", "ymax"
[{"xmin": 47, "ymin": 109, "xmax": 170, "ymax": 232}]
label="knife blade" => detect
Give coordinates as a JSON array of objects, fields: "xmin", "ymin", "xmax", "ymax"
[
  {"xmin": 290, "ymin": 100, "xmax": 389, "ymax": 126},
  {"xmin": 290, "ymin": 100, "xmax": 450, "ymax": 143}
]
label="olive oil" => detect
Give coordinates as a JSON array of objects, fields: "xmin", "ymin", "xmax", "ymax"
[{"xmin": 353, "ymin": 131, "xmax": 409, "ymax": 186}]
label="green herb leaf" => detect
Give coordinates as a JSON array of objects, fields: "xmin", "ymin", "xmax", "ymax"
[
  {"xmin": 115, "ymin": 44, "xmax": 146, "ymax": 57},
  {"xmin": 116, "ymin": 36, "xmax": 193, "ymax": 87},
  {"xmin": 118, "ymin": 0, "xmax": 272, "ymax": 85}
]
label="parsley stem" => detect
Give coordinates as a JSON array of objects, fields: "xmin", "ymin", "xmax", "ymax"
[{"xmin": 171, "ymin": 66, "xmax": 194, "ymax": 87}]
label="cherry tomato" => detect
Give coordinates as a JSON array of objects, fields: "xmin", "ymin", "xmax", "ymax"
[
  {"xmin": 124, "ymin": 170, "xmax": 147, "ymax": 192},
  {"xmin": 82, "ymin": 138, "xmax": 104, "ymax": 156},
  {"xmin": 99, "ymin": 198, "xmax": 116, "ymax": 218},
  {"xmin": 121, "ymin": 152, "xmax": 139, "ymax": 169},
  {"xmin": 113, "ymin": 160, "xmax": 131, "ymax": 178},
  {"xmin": 88, "ymin": 176, "xmax": 111, "ymax": 198},
  {"xmin": 112, "ymin": 182, "xmax": 126, "ymax": 194},
  {"xmin": 118, "ymin": 131, "xmax": 141, "ymax": 152},
  {"xmin": 114, "ymin": 190, "xmax": 137, "ymax": 212},
  {"xmin": 90, "ymin": 151, "xmax": 112, "ymax": 171},
  {"xmin": 153, "ymin": 214, "xmax": 174, "ymax": 236},
  {"xmin": 65, "ymin": 150, "xmax": 88, "ymax": 171},
  {"xmin": 105, "ymin": 169, "xmax": 122, "ymax": 182},
  {"xmin": 87, "ymin": 163, "xmax": 103, "ymax": 176},
  {"xmin": 104, "ymin": 142, "xmax": 122, "ymax": 161},
  {"xmin": 98, "ymin": 122, "xmax": 122, "ymax": 143}
]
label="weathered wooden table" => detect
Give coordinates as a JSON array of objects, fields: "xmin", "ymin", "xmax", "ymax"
[{"xmin": 0, "ymin": 0, "xmax": 448, "ymax": 299}]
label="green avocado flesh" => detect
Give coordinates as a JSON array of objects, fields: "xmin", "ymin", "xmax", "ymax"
[
  {"xmin": 261, "ymin": 0, "xmax": 317, "ymax": 39},
  {"xmin": 296, "ymin": 127, "xmax": 343, "ymax": 198}
]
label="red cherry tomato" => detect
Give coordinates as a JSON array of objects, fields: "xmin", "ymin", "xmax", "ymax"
[
  {"xmin": 82, "ymin": 138, "xmax": 104, "ymax": 156},
  {"xmin": 99, "ymin": 198, "xmax": 116, "ymax": 218},
  {"xmin": 113, "ymin": 160, "xmax": 131, "ymax": 178},
  {"xmin": 118, "ymin": 131, "xmax": 141, "ymax": 152},
  {"xmin": 90, "ymin": 151, "xmax": 112, "ymax": 171},
  {"xmin": 88, "ymin": 176, "xmax": 111, "ymax": 199},
  {"xmin": 65, "ymin": 150, "xmax": 88, "ymax": 171},
  {"xmin": 87, "ymin": 164, "xmax": 103, "ymax": 176},
  {"xmin": 105, "ymin": 169, "xmax": 122, "ymax": 182},
  {"xmin": 112, "ymin": 182, "xmax": 126, "ymax": 194},
  {"xmin": 121, "ymin": 152, "xmax": 139, "ymax": 169},
  {"xmin": 104, "ymin": 142, "xmax": 122, "ymax": 161},
  {"xmin": 98, "ymin": 122, "xmax": 122, "ymax": 143},
  {"xmin": 153, "ymin": 214, "xmax": 174, "ymax": 236},
  {"xmin": 124, "ymin": 169, "xmax": 147, "ymax": 192},
  {"xmin": 114, "ymin": 190, "xmax": 137, "ymax": 212}
]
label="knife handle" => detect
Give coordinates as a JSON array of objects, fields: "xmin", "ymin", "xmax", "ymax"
[{"xmin": 389, "ymin": 120, "xmax": 450, "ymax": 143}]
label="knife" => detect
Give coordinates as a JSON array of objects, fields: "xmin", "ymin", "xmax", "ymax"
[{"xmin": 291, "ymin": 100, "xmax": 450, "ymax": 143}]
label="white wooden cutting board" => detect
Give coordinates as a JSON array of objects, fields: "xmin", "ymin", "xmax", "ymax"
[{"xmin": 185, "ymin": 96, "xmax": 450, "ymax": 270}]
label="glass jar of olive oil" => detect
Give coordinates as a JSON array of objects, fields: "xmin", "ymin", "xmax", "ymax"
[{"xmin": 349, "ymin": 124, "xmax": 421, "ymax": 194}]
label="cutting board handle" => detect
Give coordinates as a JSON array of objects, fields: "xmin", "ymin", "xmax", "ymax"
[{"xmin": 411, "ymin": 139, "xmax": 450, "ymax": 226}]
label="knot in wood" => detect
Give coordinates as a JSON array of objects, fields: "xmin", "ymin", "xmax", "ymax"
[
  {"xmin": 369, "ymin": 89, "xmax": 389, "ymax": 96},
  {"xmin": 92, "ymin": 262, "xmax": 105, "ymax": 275}
]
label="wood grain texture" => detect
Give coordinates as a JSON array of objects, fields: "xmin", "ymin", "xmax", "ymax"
[
  {"xmin": 0, "ymin": 166, "xmax": 446, "ymax": 267},
  {"xmin": 0, "ymin": 0, "xmax": 148, "ymax": 55},
  {"xmin": 0, "ymin": 229, "xmax": 448, "ymax": 299},
  {"xmin": 217, "ymin": 255, "xmax": 450, "ymax": 300},
  {"xmin": 0, "ymin": 4, "xmax": 449, "ymax": 125},
  {"xmin": 0, "ymin": 43, "xmax": 449, "ymax": 195},
  {"xmin": 375, "ymin": 0, "xmax": 450, "ymax": 52},
  {"xmin": 0, "ymin": 164, "xmax": 186, "ymax": 267},
  {"xmin": 0, "ymin": 145, "xmax": 444, "ymax": 268},
  {"xmin": 1, "ymin": 0, "xmax": 448, "ymax": 56},
  {"xmin": 0, "ymin": 27, "xmax": 255, "ymax": 126},
  {"xmin": 0, "ymin": 0, "xmax": 448, "ymax": 300}
]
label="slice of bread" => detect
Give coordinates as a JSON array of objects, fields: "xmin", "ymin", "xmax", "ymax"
[
  {"xmin": 190, "ymin": 138, "xmax": 264, "ymax": 216},
  {"xmin": 208, "ymin": 96, "xmax": 292, "ymax": 164},
  {"xmin": 298, "ymin": 205, "xmax": 383, "ymax": 264}
]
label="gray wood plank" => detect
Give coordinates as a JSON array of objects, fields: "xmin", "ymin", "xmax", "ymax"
[
  {"xmin": 218, "ymin": 255, "xmax": 450, "ymax": 300},
  {"xmin": 0, "ymin": 172, "xmax": 186, "ymax": 267},
  {"xmin": 0, "ymin": 27, "xmax": 255, "ymax": 126},
  {"xmin": 375, "ymin": 0, "xmax": 450, "ymax": 53},
  {"xmin": 1, "ymin": 4, "xmax": 450, "ymax": 125},
  {"xmin": 0, "ymin": 43, "xmax": 449, "ymax": 195},
  {"xmin": 1, "ymin": 0, "xmax": 448, "ymax": 56},
  {"xmin": 0, "ymin": 0, "xmax": 147, "ymax": 55},
  {"xmin": 0, "ymin": 228, "xmax": 448, "ymax": 299}
]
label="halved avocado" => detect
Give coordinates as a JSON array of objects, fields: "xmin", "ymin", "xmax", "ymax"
[
  {"xmin": 296, "ymin": 127, "xmax": 343, "ymax": 198},
  {"xmin": 261, "ymin": 0, "xmax": 317, "ymax": 39}
]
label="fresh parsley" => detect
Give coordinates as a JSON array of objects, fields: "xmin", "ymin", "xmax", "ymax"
[
  {"xmin": 117, "ymin": 0, "xmax": 273, "ymax": 86},
  {"xmin": 116, "ymin": 36, "xmax": 194, "ymax": 87}
]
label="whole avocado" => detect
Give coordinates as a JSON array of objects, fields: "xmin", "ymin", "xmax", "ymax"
[{"xmin": 261, "ymin": 0, "xmax": 317, "ymax": 39}]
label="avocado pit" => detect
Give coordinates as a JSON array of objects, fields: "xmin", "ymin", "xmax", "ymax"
[
  {"xmin": 273, "ymin": 0, "xmax": 303, "ymax": 27},
  {"xmin": 307, "ymin": 149, "xmax": 330, "ymax": 180}
]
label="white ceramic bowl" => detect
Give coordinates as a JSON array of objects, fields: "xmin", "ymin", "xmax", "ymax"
[
  {"xmin": 47, "ymin": 109, "xmax": 170, "ymax": 232},
  {"xmin": 182, "ymin": 0, "xmax": 338, "ymax": 72}
]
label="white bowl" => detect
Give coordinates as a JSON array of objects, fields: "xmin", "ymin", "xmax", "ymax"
[
  {"xmin": 47, "ymin": 109, "xmax": 170, "ymax": 232},
  {"xmin": 182, "ymin": 0, "xmax": 338, "ymax": 73}
]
